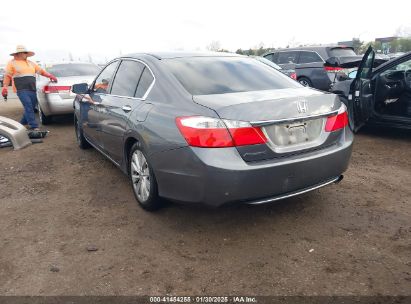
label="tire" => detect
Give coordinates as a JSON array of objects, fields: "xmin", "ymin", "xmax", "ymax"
[
  {"xmin": 74, "ymin": 116, "xmax": 90, "ymax": 149},
  {"xmin": 129, "ymin": 142, "xmax": 163, "ymax": 211},
  {"xmin": 298, "ymin": 77, "xmax": 313, "ymax": 87},
  {"xmin": 38, "ymin": 106, "xmax": 52, "ymax": 125}
]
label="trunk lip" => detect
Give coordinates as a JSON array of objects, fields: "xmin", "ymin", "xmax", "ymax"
[
  {"xmin": 192, "ymin": 88, "xmax": 324, "ymax": 110},
  {"xmin": 250, "ymin": 109, "xmax": 339, "ymax": 127}
]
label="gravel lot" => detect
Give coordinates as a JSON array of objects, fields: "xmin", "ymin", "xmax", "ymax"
[{"xmin": 0, "ymin": 96, "xmax": 410, "ymax": 296}]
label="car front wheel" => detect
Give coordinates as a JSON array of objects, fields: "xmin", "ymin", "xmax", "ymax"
[{"xmin": 129, "ymin": 143, "xmax": 163, "ymax": 211}]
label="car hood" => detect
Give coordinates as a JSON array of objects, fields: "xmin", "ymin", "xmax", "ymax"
[{"xmin": 193, "ymin": 88, "xmax": 341, "ymax": 122}]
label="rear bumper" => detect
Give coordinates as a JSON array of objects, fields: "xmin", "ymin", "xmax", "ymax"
[
  {"xmin": 39, "ymin": 94, "xmax": 74, "ymax": 116},
  {"xmin": 246, "ymin": 175, "xmax": 343, "ymax": 205},
  {"xmin": 150, "ymin": 128, "xmax": 353, "ymax": 207}
]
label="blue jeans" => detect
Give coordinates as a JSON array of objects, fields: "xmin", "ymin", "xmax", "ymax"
[{"xmin": 17, "ymin": 90, "xmax": 38, "ymax": 128}]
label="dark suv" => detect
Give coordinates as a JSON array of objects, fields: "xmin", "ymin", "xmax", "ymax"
[{"xmin": 264, "ymin": 46, "xmax": 360, "ymax": 91}]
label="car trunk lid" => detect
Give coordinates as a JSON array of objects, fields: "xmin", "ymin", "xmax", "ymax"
[
  {"xmin": 41, "ymin": 75, "xmax": 95, "ymax": 99},
  {"xmin": 193, "ymin": 88, "xmax": 344, "ymax": 161},
  {"xmin": 193, "ymin": 88, "xmax": 339, "ymax": 122}
]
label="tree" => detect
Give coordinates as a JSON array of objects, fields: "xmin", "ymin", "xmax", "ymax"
[
  {"xmin": 358, "ymin": 41, "xmax": 382, "ymax": 54},
  {"xmin": 68, "ymin": 52, "xmax": 74, "ymax": 61},
  {"xmin": 352, "ymin": 38, "xmax": 363, "ymax": 54},
  {"xmin": 206, "ymin": 41, "xmax": 221, "ymax": 52},
  {"xmin": 395, "ymin": 25, "xmax": 411, "ymax": 38},
  {"xmin": 397, "ymin": 38, "xmax": 411, "ymax": 52}
]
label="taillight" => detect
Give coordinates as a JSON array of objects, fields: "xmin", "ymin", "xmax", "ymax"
[
  {"xmin": 43, "ymin": 85, "xmax": 71, "ymax": 94},
  {"xmin": 224, "ymin": 120, "xmax": 267, "ymax": 146},
  {"xmin": 290, "ymin": 72, "xmax": 297, "ymax": 80},
  {"xmin": 325, "ymin": 111, "xmax": 348, "ymax": 132},
  {"xmin": 176, "ymin": 116, "xmax": 267, "ymax": 148},
  {"xmin": 324, "ymin": 66, "xmax": 343, "ymax": 72}
]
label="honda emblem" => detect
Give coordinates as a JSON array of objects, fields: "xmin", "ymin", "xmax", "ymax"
[{"xmin": 297, "ymin": 99, "xmax": 308, "ymax": 113}]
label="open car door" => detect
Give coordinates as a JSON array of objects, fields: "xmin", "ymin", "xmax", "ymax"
[{"xmin": 348, "ymin": 46, "xmax": 375, "ymax": 132}]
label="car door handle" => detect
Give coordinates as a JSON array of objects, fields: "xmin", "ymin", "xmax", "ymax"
[{"xmin": 122, "ymin": 105, "xmax": 132, "ymax": 112}]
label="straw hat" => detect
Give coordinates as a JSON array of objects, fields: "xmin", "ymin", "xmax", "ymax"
[{"xmin": 10, "ymin": 45, "xmax": 35, "ymax": 57}]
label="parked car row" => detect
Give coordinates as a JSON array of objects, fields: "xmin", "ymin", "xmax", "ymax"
[
  {"xmin": 20, "ymin": 48, "xmax": 410, "ymax": 211},
  {"xmin": 263, "ymin": 45, "xmax": 360, "ymax": 90}
]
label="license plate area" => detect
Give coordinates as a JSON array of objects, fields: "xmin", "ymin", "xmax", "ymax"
[{"xmin": 262, "ymin": 117, "xmax": 326, "ymax": 153}]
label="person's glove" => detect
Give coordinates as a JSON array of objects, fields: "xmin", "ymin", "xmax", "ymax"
[
  {"xmin": 1, "ymin": 87, "xmax": 8, "ymax": 98},
  {"xmin": 49, "ymin": 74, "xmax": 58, "ymax": 83}
]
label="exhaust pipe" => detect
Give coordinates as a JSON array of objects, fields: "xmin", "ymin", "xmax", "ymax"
[{"xmin": 334, "ymin": 175, "xmax": 344, "ymax": 184}]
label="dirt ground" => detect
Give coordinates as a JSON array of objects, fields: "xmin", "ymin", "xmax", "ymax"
[{"xmin": 0, "ymin": 96, "xmax": 410, "ymax": 296}]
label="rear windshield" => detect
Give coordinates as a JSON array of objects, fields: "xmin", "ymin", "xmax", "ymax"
[
  {"xmin": 45, "ymin": 64, "xmax": 101, "ymax": 77},
  {"xmin": 329, "ymin": 48, "xmax": 356, "ymax": 57},
  {"xmin": 164, "ymin": 57, "xmax": 300, "ymax": 95}
]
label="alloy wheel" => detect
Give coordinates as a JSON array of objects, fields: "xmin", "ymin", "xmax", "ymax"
[
  {"xmin": 299, "ymin": 79, "xmax": 311, "ymax": 87},
  {"xmin": 131, "ymin": 150, "xmax": 151, "ymax": 203}
]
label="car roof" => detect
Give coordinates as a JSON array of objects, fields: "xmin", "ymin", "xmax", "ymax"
[{"xmin": 123, "ymin": 51, "xmax": 242, "ymax": 60}]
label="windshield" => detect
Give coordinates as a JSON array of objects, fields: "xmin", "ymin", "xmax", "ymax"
[
  {"xmin": 45, "ymin": 64, "xmax": 101, "ymax": 77},
  {"xmin": 164, "ymin": 56, "xmax": 300, "ymax": 95},
  {"xmin": 329, "ymin": 47, "xmax": 356, "ymax": 57}
]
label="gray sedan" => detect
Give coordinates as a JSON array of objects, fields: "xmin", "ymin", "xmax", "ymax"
[{"xmin": 73, "ymin": 52, "xmax": 353, "ymax": 211}]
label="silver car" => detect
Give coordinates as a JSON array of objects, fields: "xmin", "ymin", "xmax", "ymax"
[
  {"xmin": 37, "ymin": 62, "xmax": 100, "ymax": 124},
  {"xmin": 72, "ymin": 52, "xmax": 353, "ymax": 211}
]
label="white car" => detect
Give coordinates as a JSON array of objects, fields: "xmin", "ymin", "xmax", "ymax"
[{"xmin": 36, "ymin": 62, "xmax": 101, "ymax": 124}]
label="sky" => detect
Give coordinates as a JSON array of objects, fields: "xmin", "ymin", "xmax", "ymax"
[{"xmin": 1, "ymin": 0, "xmax": 411, "ymax": 64}]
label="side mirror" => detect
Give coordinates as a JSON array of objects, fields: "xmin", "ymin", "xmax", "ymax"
[{"xmin": 72, "ymin": 83, "xmax": 89, "ymax": 94}]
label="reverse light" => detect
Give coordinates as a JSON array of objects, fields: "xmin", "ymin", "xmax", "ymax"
[
  {"xmin": 176, "ymin": 116, "xmax": 267, "ymax": 148},
  {"xmin": 43, "ymin": 85, "xmax": 71, "ymax": 94}
]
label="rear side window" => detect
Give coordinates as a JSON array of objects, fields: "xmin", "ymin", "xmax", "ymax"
[
  {"xmin": 164, "ymin": 56, "xmax": 300, "ymax": 95},
  {"xmin": 111, "ymin": 60, "xmax": 144, "ymax": 97},
  {"xmin": 135, "ymin": 68, "xmax": 154, "ymax": 98},
  {"xmin": 277, "ymin": 52, "xmax": 299, "ymax": 64},
  {"xmin": 93, "ymin": 61, "xmax": 119, "ymax": 94},
  {"xmin": 298, "ymin": 51, "xmax": 323, "ymax": 64},
  {"xmin": 329, "ymin": 47, "xmax": 356, "ymax": 57}
]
